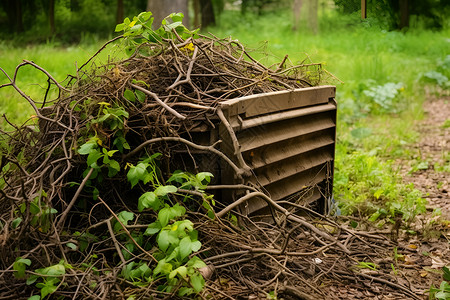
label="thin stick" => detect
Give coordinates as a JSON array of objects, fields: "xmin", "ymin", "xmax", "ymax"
[
  {"xmin": 130, "ymin": 83, "xmax": 186, "ymax": 119},
  {"xmin": 56, "ymin": 168, "xmax": 94, "ymax": 230},
  {"xmin": 217, "ymin": 191, "xmax": 351, "ymax": 254},
  {"xmin": 122, "ymin": 136, "xmax": 244, "ymax": 177},
  {"xmin": 97, "ymin": 196, "xmax": 157, "ymax": 263}
]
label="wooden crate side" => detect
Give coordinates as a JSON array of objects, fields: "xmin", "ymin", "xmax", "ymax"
[{"xmin": 220, "ymin": 85, "xmax": 336, "ymax": 118}]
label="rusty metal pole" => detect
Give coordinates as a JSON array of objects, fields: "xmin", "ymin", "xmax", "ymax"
[{"xmin": 361, "ymin": 0, "xmax": 367, "ymax": 19}]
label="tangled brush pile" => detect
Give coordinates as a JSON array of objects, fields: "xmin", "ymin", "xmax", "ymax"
[{"xmin": 0, "ymin": 12, "xmax": 421, "ymax": 300}]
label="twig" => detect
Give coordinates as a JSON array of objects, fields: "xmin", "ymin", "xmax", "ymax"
[
  {"xmin": 130, "ymin": 83, "xmax": 186, "ymax": 119},
  {"xmin": 55, "ymin": 168, "xmax": 94, "ymax": 231},
  {"xmin": 217, "ymin": 192, "xmax": 351, "ymax": 254},
  {"xmin": 122, "ymin": 136, "xmax": 244, "ymax": 177},
  {"xmin": 97, "ymin": 196, "xmax": 157, "ymax": 263},
  {"xmin": 106, "ymin": 218, "xmax": 126, "ymax": 265}
]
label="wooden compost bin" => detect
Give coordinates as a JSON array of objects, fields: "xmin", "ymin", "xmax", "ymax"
[{"xmin": 180, "ymin": 85, "xmax": 337, "ymax": 215}]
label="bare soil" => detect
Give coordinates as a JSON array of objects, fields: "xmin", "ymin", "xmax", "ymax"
[{"xmin": 399, "ymin": 94, "xmax": 450, "ymax": 220}]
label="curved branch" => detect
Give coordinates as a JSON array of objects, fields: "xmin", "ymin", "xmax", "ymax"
[
  {"xmin": 130, "ymin": 83, "xmax": 186, "ymax": 119},
  {"xmin": 217, "ymin": 192, "xmax": 351, "ymax": 254},
  {"xmin": 122, "ymin": 136, "xmax": 245, "ymax": 177}
]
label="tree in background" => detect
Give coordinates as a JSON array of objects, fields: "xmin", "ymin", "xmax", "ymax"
[
  {"xmin": 1, "ymin": 0, "xmax": 25, "ymax": 33},
  {"xmin": 334, "ymin": 0, "xmax": 449, "ymax": 29},
  {"xmin": 146, "ymin": 0, "xmax": 189, "ymax": 27},
  {"xmin": 292, "ymin": 0, "xmax": 318, "ymax": 34}
]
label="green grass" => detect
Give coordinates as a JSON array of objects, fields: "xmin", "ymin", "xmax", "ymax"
[
  {"xmin": 1, "ymin": 9, "xmax": 448, "ymax": 223},
  {"xmin": 0, "ymin": 41, "xmax": 111, "ymax": 128}
]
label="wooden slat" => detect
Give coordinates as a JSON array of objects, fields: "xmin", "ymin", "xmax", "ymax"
[
  {"xmin": 220, "ymin": 85, "xmax": 336, "ymax": 118},
  {"xmin": 253, "ymin": 146, "xmax": 333, "ymax": 186},
  {"xmin": 244, "ymin": 130, "xmax": 335, "ymax": 169},
  {"xmin": 239, "ymin": 102, "xmax": 336, "ymax": 130},
  {"xmin": 237, "ymin": 112, "xmax": 336, "ymax": 153},
  {"xmin": 264, "ymin": 164, "xmax": 329, "ymax": 201}
]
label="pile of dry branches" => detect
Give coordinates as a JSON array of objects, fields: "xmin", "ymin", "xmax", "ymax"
[{"xmin": 0, "ymin": 35, "xmax": 426, "ymax": 299}]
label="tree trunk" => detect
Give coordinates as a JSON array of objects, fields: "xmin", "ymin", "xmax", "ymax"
[
  {"xmin": 200, "ymin": 0, "xmax": 215, "ymax": 28},
  {"xmin": 2, "ymin": 0, "xmax": 25, "ymax": 33},
  {"xmin": 116, "ymin": 0, "xmax": 124, "ymax": 24},
  {"xmin": 308, "ymin": 0, "xmax": 318, "ymax": 34},
  {"xmin": 292, "ymin": 0, "xmax": 303, "ymax": 31},
  {"xmin": 193, "ymin": 0, "xmax": 200, "ymax": 28},
  {"xmin": 361, "ymin": 0, "xmax": 367, "ymax": 19},
  {"xmin": 49, "ymin": 0, "xmax": 55, "ymax": 35},
  {"xmin": 399, "ymin": 0, "xmax": 409, "ymax": 29},
  {"xmin": 146, "ymin": 0, "xmax": 190, "ymax": 28}
]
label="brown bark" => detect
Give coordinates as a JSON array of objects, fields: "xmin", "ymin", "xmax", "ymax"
[
  {"xmin": 146, "ymin": 0, "xmax": 190, "ymax": 28},
  {"xmin": 399, "ymin": 0, "xmax": 409, "ymax": 29},
  {"xmin": 200, "ymin": 0, "xmax": 215, "ymax": 28},
  {"xmin": 361, "ymin": 0, "xmax": 367, "ymax": 19},
  {"xmin": 292, "ymin": 0, "xmax": 303, "ymax": 31},
  {"xmin": 193, "ymin": 0, "xmax": 200, "ymax": 28},
  {"xmin": 308, "ymin": 0, "xmax": 318, "ymax": 34},
  {"xmin": 116, "ymin": 0, "xmax": 124, "ymax": 25}
]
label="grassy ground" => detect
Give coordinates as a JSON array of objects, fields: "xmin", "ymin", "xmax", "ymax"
[
  {"xmin": 0, "ymin": 41, "xmax": 110, "ymax": 127},
  {"xmin": 1, "ymin": 9, "xmax": 449, "ymax": 223}
]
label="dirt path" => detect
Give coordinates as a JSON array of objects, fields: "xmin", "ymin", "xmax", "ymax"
[{"xmin": 398, "ymin": 93, "xmax": 450, "ymax": 220}]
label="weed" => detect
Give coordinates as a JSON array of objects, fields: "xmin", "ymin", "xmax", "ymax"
[{"xmin": 429, "ymin": 266, "xmax": 450, "ymax": 300}]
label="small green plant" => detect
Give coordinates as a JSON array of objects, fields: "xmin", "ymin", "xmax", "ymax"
[
  {"xmin": 429, "ymin": 266, "xmax": 450, "ymax": 300},
  {"xmin": 121, "ymin": 155, "xmax": 209, "ymax": 295},
  {"xmin": 354, "ymin": 261, "xmax": 378, "ymax": 270},
  {"xmin": 115, "ymin": 11, "xmax": 199, "ymax": 57},
  {"xmin": 267, "ymin": 290, "xmax": 278, "ymax": 299},
  {"xmin": 363, "ymin": 82, "xmax": 404, "ymax": 112},
  {"xmin": 17, "ymin": 190, "xmax": 57, "ymax": 233},
  {"xmin": 13, "ymin": 259, "xmax": 71, "ymax": 299},
  {"xmin": 335, "ymin": 149, "xmax": 426, "ymax": 225}
]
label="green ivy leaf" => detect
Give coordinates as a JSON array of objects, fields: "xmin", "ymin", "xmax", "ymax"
[
  {"xmin": 122, "ymin": 242, "xmax": 134, "ymax": 260},
  {"xmin": 35, "ymin": 263, "xmax": 65, "ymax": 277},
  {"xmin": 38, "ymin": 279, "xmax": 58, "ymax": 299},
  {"xmin": 26, "ymin": 275, "xmax": 39, "ymax": 286},
  {"xmin": 138, "ymin": 11, "xmax": 153, "ymax": 22},
  {"xmin": 144, "ymin": 222, "xmax": 161, "ymax": 235},
  {"xmin": 12, "ymin": 217, "xmax": 22, "ymax": 229},
  {"xmin": 155, "ymin": 185, "xmax": 177, "ymax": 197},
  {"xmin": 169, "ymin": 265, "xmax": 187, "ymax": 279},
  {"xmin": 27, "ymin": 295, "xmax": 40, "ymax": 300},
  {"xmin": 196, "ymin": 172, "xmax": 213, "ymax": 185},
  {"xmin": 13, "ymin": 257, "xmax": 31, "ymax": 279},
  {"xmin": 153, "ymin": 258, "xmax": 172, "ymax": 276},
  {"xmin": 138, "ymin": 192, "xmax": 161, "ymax": 211},
  {"xmin": 127, "ymin": 163, "xmax": 148, "ymax": 188},
  {"xmin": 113, "ymin": 136, "xmax": 130, "ymax": 153},
  {"xmin": 78, "ymin": 140, "xmax": 97, "ymax": 155},
  {"xmin": 178, "ymin": 236, "xmax": 193, "ymax": 261},
  {"xmin": 114, "ymin": 211, "xmax": 134, "ymax": 232},
  {"xmin": 87, "ymin": 150, "xmax": 103, "ymax": 167},
  {"xmin": 443, "ymin": 266, "xmax": 450, "ymax": 281},
  {"xmin": 107, "ymin": 160, "xmax": 120, "ymax": 177},
  {"xmin": 115, "ymin": 23, "xmax": 125, "ymax": 32},
  {"xmin": 178, "ymin": 287, "xmax": 194, "ymax": 296},
  {"xmin": 158, "ymin": 204, "xmax": 185, "ymax": 228},
  {"xmin": 121, "ymin": 262, "xmax": 135, "ymax": 280},
  {"xmin": 123, "ymin": 89, "xmax": 136, "ymax": 102},
  {"xmin": 157, "ymin": 230, "xmax": 179, "ymax": 252},
  {"xmin": 190, "ymin": 273, "xmax": 205, "ymax": 293},
  {"xmin": 66, "ymin": 243, "xmax": 77, "ymax": 251},
  {"xmin": 135, "ymin": 90, "xmax": 146, "ymax": 103},
  {"xmin": 187, "ymin": 256, "xmax": 206, "ymax": 269}
]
